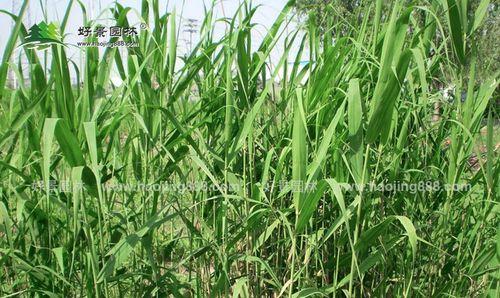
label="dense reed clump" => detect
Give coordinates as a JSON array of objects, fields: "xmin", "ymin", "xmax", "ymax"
[{"xmin": 0, "ymin": 0, "xmax": 498, "ymax": 296}]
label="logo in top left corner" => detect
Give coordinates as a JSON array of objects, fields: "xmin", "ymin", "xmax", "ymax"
[{"xmin": 21, "ymin": 21, "xmax": 64, "ymax": 50}]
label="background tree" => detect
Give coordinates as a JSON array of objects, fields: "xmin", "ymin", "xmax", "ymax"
[{"xmin": 295, "ymin": 0, "xmax": 499, "ymax": 82}]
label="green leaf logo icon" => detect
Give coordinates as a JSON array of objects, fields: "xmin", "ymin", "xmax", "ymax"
[{"xmin": 22, "ymin": 21, "xmax": 64, "ymax": 50}]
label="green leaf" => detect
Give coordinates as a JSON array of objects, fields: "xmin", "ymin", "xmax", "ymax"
[
  {"xmin": 444, "ymin": 0, "xmax": 466, "ymax": 64},
  {"xmin": 347, "ymin": 78, "xmax": 363, "ymax": 183},
  {"xmin": 292, "ymin": 88, "xmax": 307, "ymax": 214},
  {"xmin": 471, "ymin": 0, "xmax": 490, "ymax": 33}
]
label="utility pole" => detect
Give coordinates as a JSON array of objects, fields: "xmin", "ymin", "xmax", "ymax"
[
  {"xmin": 183, "ymin": 18, "xmax": 198, "ymax": 53},
  {"xmin": 9, "ymin": 0, "xmax": 32, "ymax": 88},
  {"xmin": 88, "ymin": 0, "xmax": 93, "ymax": 20},
  {"xmin": 8, "ymin": 0, "xmax": 17, "ymax": 89}
]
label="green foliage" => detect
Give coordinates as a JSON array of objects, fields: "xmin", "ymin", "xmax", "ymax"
[{"xmin": 0, "ymin": 0, "xmax": 498, "ymax": 297}]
